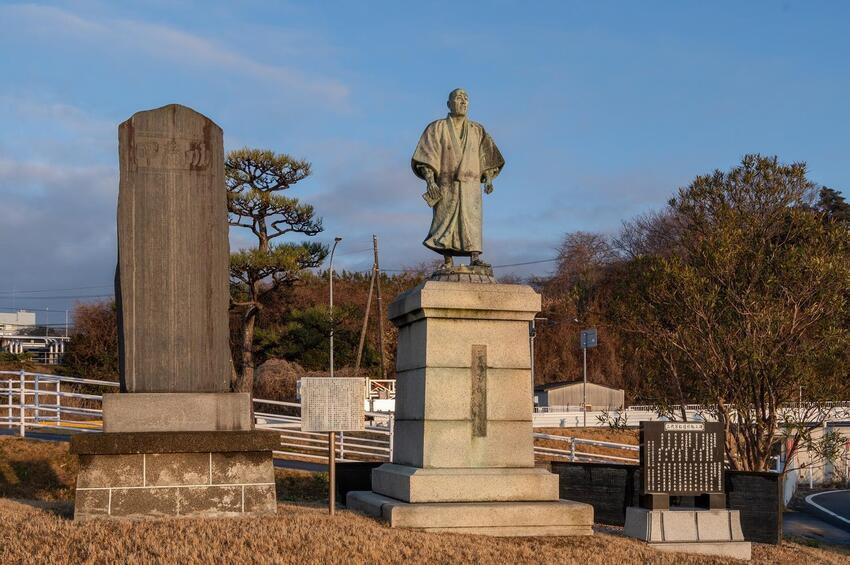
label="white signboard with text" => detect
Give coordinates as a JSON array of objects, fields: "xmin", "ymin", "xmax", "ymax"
[{"xmin": 299, "ymin": 377, "xmax": 365, "ymax": 432}]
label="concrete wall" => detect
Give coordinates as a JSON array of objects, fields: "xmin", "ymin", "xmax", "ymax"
[
  {"xmin": 0, "ymin": 310, "xmax": 36, "ymax": 335},
  {"xmin": 785, "ymin": 423, "xmax": 850, "ymax": 487}
]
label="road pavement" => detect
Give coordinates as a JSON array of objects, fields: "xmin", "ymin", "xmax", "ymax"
[{"xmin": 802, "ymin": 490, "xmax": 850, "ymax": 535}]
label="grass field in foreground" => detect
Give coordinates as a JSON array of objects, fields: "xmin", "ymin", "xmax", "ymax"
[{"xmin": 1, "ymin": 436, "xmax": 848, "ymax": 564}]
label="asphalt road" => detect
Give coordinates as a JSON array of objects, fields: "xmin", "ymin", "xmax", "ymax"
[
  {"xmin": 784, "ymin": 509, "xmax": 850, "ymax": 546},
  {"xmin": 802, "ymin": 489, "xmax": 850, "ymax": 535}
]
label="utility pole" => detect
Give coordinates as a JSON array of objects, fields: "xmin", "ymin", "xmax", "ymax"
[
  {"xmin": 373, "ymin": 235, "xmax": 387, "ymax": 380},
  {"xmin": 354, "ymin": 269, "xmax": 376, "ymax": 372}
]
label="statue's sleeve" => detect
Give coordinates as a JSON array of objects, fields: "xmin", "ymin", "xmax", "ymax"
[
  {"xmin": 479, "ymin": 129, "xmax": 505, "ymax": 180},
  {"xmin": 411, "ymin": 121, "xmax": 441, "ymax": 180}
]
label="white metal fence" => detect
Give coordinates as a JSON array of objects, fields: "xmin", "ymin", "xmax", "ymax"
[{"xmin": 0, "ymin": 371, "xmax": 639, "ymax": 465}]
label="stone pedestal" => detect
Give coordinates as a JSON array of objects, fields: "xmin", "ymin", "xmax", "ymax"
[
  {"xmin": 71, "ymin": 430, "xmax": 279, "ymax": 521},
  {"xmin": 347, "ymin": 281, "xmax": 593, "ymax": 536},
  {"xmin": 624, "ymin": 507, "xmax": 752, "ymax": 560}
]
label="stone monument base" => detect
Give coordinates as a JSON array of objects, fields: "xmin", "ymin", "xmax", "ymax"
[
  {"xmin": 347, "ymin": 491, "xmax": 593, "ymax": 536},
  {"xmin": 428, "ymin": 263, "xmax": 495, "ymax": 283},
  {"xmin": 624, "ymin": 507, "xmax": 751, "ymax": 561},
  {"xmin": 70, "ymin": 430, "xmax": 279, "ymax": 521},
  {"xmin": 371, "ymin": 463, "xmax": 559, "ymax": 503}
]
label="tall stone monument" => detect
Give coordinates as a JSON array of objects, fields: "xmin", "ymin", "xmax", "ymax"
[
  {"xmin": 70, "ymin": 104, "xmax": 279, "ymax": 520},
  {"xmin": 347, "ymin": 90, "xmax": 593, "ymax": 535}
]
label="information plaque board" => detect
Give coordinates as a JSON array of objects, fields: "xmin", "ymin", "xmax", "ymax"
[
  {"xmin": 300, "ymin": 377, "xmax": 365, "ymax": 432},
  {"xmin": 640, "ymin": 421, "xmax": 724, "ymax": 497}
]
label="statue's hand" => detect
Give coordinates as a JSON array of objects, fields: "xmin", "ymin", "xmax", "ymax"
[
  {"xmin": 482, "ymin": 171, "xmax": 495, "ymax": 194},
  {"xmin": 419, "ymin": 165, "xmax": 442, "ymax": 202}
]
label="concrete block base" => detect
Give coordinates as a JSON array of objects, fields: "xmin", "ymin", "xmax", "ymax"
[
  {"xmin": 346, "ymin": 491, "xmax": 593, "ymax": 536},
  {"xmin": 70, "ymin": 431, "xmax": 278, "ymax": 521},
  {"xmin": 647, "ymin": 542, "xmax": 752, "ymax": 561},
  {"xmin": 624, "ymin": 507, "xmax": 752, "ymax": 561},
  {"xmin": 372, "ymin": 463, "xmax": 559, "ymax": 503}
]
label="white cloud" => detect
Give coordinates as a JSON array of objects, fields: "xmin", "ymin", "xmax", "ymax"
[
  {"xmin": 0, "ymin": 154, "xmax": 118, "ymax": 312},
  {"xmin": 1, "ymin": 3, "xmax": 349, "ymax": 107}
]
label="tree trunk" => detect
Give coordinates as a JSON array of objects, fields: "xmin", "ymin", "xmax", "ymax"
[{"xmin": 233, "ymin": 305, "xmax": 258, "ymax": 393}]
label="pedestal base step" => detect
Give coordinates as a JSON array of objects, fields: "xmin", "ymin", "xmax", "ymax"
[
  {"xmin": 346, "ymin": 491, "xmax": 593, "ymax": 536},
  {"xmin": 647, "ymin": 542, "xmax": 752, "ymax": 561},
  {"xmin": 372, "ymin": 464, "xmax": 559, "ymax": 503},
  {"xmin": 624, "ymin": 507, "xmax": 752, "ymax": 561}
]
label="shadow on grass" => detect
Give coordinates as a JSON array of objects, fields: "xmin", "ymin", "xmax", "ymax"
[
  {"xmin": 276, "ymin": 470, "xmax": 328, "ymax": 505},
  {"xmin": 11, "ymin": 498, "xmax": 74, "ymax": 519},
  {"xmin": 0, "ymin": 459, "xmax": 74, "ymax": 501}
]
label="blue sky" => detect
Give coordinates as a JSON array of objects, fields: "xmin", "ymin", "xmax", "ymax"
[{"xmin": 2, "ymin": 1, "xmax": 849, "ymax": 323}]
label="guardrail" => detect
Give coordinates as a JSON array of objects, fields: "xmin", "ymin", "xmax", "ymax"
[{"xmin": 0, "ymin": 370, "xmax": 640, "ymax": 465}]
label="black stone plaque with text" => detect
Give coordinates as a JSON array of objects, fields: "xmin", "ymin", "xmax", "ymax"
[{"xmin": 640, "ymin": 421, "xmax": 725, "ymax": 509}]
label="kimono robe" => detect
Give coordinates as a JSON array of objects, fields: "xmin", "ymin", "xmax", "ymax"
[{"xmin": 411, "ymin": 116, "xmax": 504, "ymax": 256}]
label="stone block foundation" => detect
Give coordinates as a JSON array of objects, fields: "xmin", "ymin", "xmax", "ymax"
[
  {"xmin": 71, "ymin": 431, "xmax": 278, "ymax": 521},
  {"xmin": 624, "ymin": 507, "xmax": 752, "ymax": 560}
]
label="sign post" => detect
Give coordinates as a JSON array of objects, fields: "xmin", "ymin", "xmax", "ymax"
[
  {"xmin": 579, "ymin": 328, "xmax": 597, "ymax": 427},
  {"xmin": 300, "ymin": 377, "xmax": 365, "ymax": 515},
  {"xmin": 328, "ymin": 431, "xmax": 336, "ymax": 514}
]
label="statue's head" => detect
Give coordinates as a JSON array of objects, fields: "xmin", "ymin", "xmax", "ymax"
[{"xmin": 447, "ymin": 88, "xmax": 469, "ymax": 117}]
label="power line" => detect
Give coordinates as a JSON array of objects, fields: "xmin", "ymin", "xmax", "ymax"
[
  {"xmin": 335, "ymin": 247, "xmax": 374, "ymax": 257},
  {"xmin": 0, "ymin": 294, "xmax": 115, "ymax": 301},
  {"xmin": 380, "ymin": 257, "xmax": 560, "ymax": 273},
  {"xmin": 0, "ymin": 322, "xmax": 72, "ymax": 327},
  {"xmin": 492, "ymin": 257, "xmax": 560, "ymax": 269},
  {"xmin": 0, "ymin": 284, "xmax": 114, "ymax": 295}
]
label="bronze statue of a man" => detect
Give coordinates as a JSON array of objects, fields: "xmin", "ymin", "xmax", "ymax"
[{"xmin": 412, "ymin": 88, "xmax": 504, "ymax": 271}]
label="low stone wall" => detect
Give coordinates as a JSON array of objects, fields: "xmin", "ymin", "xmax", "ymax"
[
  {"xmin": 550, "ymin": 462, "xmax": 783, "ymax": 544},
  {"xmin": 725, "ymin": 471, "xmax": 783, "ymax": 545},
  {"xmin": 71, "ymin": 431, "xmax": 278, "ymax": 520}
]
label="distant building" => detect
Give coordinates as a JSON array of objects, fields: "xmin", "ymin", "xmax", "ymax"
[
  {"xmin": 0, "ymin": 309, "xmax": 67, "ymax": 364},
  {"xmin": 0, "ymin": 310, "xmax": 36, "ymax": 336},
  {"xmin": 534, "ymin": 380, "xmax": 625, "ymax": 411}
]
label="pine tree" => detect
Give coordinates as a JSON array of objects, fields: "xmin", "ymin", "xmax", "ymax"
[{"xmin": 226, "ymin": 148, "xmax": 326, "ymax": 393}]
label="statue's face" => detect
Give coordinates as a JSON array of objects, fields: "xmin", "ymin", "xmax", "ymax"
[{"xmin": 447, "ymin": 89, "xmax": 469, "ymax": 117}]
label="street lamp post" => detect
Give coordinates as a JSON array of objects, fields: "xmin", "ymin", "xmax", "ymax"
[
  {"xmin": 327, "ymin": 236, "xmax": 342, "ymax": 516},
  {"xmin": 329, "ymin": 237, "xmax": 342, "ymax": 378}
]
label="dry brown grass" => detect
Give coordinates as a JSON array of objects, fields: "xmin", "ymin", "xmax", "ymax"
[
  {"xmin": 539, "ymin": 427, "xmax": 639, "ymax": 444},
  {"xmin": 1, "ymin": 436, "xmax": 848, "ymax": 564},
  {"xmin": 536, "ymin": 427, "xmax": 639, "ymax": 462},
  {"xmin": 2, "ymin": 498, "xmax": 847, "ymax": 565},
  {"xmin": 0, "ymin": 436, "xmax": 78, "ymax": 500}
]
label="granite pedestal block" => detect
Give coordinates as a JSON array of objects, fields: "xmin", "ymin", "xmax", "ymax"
[
  {"xmin": 624, "ymin": 507, "xmax": 752, "ymax": 560},
  {"xmin": 70, "ymin": 430, "xmax": 279, "ymax": 521},
  {"xmin": 348, "ymin": 281, "xmax": 594, "ymax": 536},
  {"xmin": 103, "ymin": 392, "xmax": 252, "ymax": 432},
  {"xmin": 347, "ymin": 491, "xmax": 592, "ymax": 536}
]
